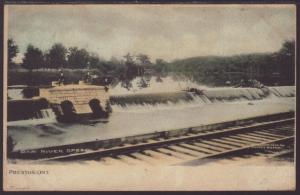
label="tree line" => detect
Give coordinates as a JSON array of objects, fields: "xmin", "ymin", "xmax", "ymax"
[
  {"xmin": 164, "ymin": 40, "xmax": 295, "ymax": 86},
  {"xmin": 8, "ymin": 40, "xmax": 158, "ymax": 73},
  {"xmin": 8, "ymin": 39, "xmax": 295, "ymax": 86}
]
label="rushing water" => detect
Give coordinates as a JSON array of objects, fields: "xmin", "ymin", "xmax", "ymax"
[{"xmin": 7, "ymin": 76, "xmax": 295, "ymax": 151}]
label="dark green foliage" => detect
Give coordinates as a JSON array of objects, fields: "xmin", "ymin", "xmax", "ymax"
[
  {"xmin": 136, "ymin": 54, "xmax": 151, "ymax": 67},
  {"xmin": 153, "ymin": 58, "xmax": 168, "ymax": 74},
  {"xmin": 67, "ymin": 47, "xmax": 90, "ymax": 69},
  {"xmin": 275, "ymin": 40, "xmax": 295, "ymax": 85},
  {"xmin": 45, "ymin": 43, "xmax": 67, "ymax": 68},
  {"xmin": 22, "ymin": 45, "xmax": 44, "ymax": 69},
  {"xmin": 10, "ymin": 40, "xmax": 295, "ymax": 87},
  {"xmin": 89, "ymin": 53, "xmax": 102, "ymax": 69},
  {"xmin": 121, "ymin": 53, "xmax": 145, "ymax": 81},
  {"xmin": 166, "ymin": 40, "xmax": 295, "ymax": 86}
]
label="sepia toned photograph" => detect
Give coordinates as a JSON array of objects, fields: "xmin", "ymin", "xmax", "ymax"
[{"xmin": 3, "ymin": 3, "xmax": 296, "ymax": 191}]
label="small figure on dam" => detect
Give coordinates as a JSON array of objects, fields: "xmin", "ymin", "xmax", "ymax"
[
  {"xmin": 104, "ymin": 77, "xmax": 109, "ymax": 92},
  {"xmin": 84, "ymin": 71, "xmax": 92, "ymax": 84},
  {"xmin": 58, "ymin": 69, "xmax": 65, "ymax": 86}
]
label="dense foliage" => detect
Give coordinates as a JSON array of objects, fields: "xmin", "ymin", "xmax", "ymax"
[
  {"xmin": 8, "ymin": 39, "xmax": 295, "ymax": 86},
  {"xmin": 163, "ymin": 40, "xmax": 295, "ymax": 86}
]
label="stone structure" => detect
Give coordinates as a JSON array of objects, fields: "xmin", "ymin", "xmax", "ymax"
[{"xmin": 39, "ymin": 82, "xmax": 110, "ymax": 117}]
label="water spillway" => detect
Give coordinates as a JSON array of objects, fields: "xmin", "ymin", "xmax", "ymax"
[
  {"xmin": 7, "ymin": 98, "xmax": 56, "ymax": 124},
  {"xmin": 109, "ymin": 91, "xmax": 194, "ymax": 106},
  {"xmin": 268, "ymin": 86, "xmax": 295, "ymax": 97},
  {"xmin": 7, "ymin": 80, "xmax": 295, "ymax": 151},
  {"xmin": 7, "ymin": 79, "xmax": 295, "ymax": 125},
  {"xmin": 110, "ymin": 86, "xmax": 295, "ymax": 108}
]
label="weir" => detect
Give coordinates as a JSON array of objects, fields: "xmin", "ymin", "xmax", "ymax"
[
  {"xmin": 7, "ymin": 90, "xmax": 295, "ymax": 151},
  {"xmin": 7, "ymin": 85, "xmax": 295, "ymax": 124},
  {"xmin": 110, "ymin": 86, "xmax": 295, "ymax": 107},
  {"xmin": 109, "ymin": 91, "xmax": 194, "ymax": 106},
  {"xmin": 7, "ymin": 98, "xmax": 53, "ymax": 121}
]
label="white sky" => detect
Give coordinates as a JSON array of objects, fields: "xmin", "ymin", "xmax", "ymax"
[{"xmin": 7, "ymin": 4, "xmax": 296, "ymax": 63}]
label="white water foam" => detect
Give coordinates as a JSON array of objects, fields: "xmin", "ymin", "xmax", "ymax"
[
  {"xmin": 111, "ymin": 85, "xmax": 295, "ymax": 113},
  {"xmin": 8, "ymin": 89, "xmax": 24, "ymax": 100},
  {"xmin": 110, "ymin": 76, "xmax": 209, "ymax": 96}
]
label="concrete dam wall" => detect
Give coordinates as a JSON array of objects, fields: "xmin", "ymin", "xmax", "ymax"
[
  {"xmin": 7, "ymin": 86, "xmax": 295, "ymax": 123},
  {"xmin": 110, "ymin": 86, "xmax": 295, "ymax": 107}
]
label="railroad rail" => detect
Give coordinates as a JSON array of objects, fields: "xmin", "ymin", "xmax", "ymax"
[{"xmin": 35, "ymin": 116, "xmax": 294, "ymax": 165}]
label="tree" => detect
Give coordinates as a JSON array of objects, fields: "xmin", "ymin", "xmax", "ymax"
[
  {"xmin": 123, "ymin": 53, "xmax": 135, "ymax": 67},
  {"xmin": 154, "ymin": 58, "xmax": 168, "ymax": 73},
  {"xmin": 136, "ymin": 54, "xmax": 151, "ymax": 66},
  {"xmin": 8, "ymin": 39, "xmax": 19, "ymax": 66},
  {"xmin": 276, "ymin": 40, "xmax": 295, "ymax": 85},
  {"xmin": 88, "ymin": 53, "xmax": 101, "ymax": 68},
  {"xmin": 279, "ymin": 40, "xmax": 295, "ymax": 57},
  {"xmin": 22, "ymin": 44, "xmax": 44, "ymax": 69},
  {"xmin": 101, "ymin": 56, "xmax": 126, "ymax": 75},
  {"xmin": 45, "ymin": 43, "xmax": 67, "ymax": 69},
  {"xmin": 67, "ymin": 47, "xmax": 90, "ymax": 69},
  {"xmin": 122, "ymin": 53, "xmax": 139, "ymax": 80}
]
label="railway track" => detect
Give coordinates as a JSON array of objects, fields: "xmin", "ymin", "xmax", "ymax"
[{"xmin": 38, "ymin": 117, "xmax": 295, "ymax": 165}]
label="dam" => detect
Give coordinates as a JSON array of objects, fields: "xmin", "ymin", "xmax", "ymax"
[
  {"xmin": 7, "ymin": 76, "xmax": 295, "ymax": 154},
  {"xmin": 8, "ymin": 81, "xmax": 111, "ymax": 123}
]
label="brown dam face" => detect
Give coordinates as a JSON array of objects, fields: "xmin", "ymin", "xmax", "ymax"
[{"xmin": 8, "ymin": 98, "xmax": 50, "ymax": 121}]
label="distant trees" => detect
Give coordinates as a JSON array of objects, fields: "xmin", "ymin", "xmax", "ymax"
[
  {"xmin": 123, "ymin": 53, "xmax": 138, "ymax": 79},
  {"xmin": 101, "ymin": 57, "xmax": 123, "ymax": 74},
  {"xmin": 22, "ymin": 44, "xmax": 44, "ymax": 69},
  {"xmin": 88, "ymin": 53, "xmax": 101, "ymax": 68},
  {"xmin": 18, "ymin": 43, "xmax": 156, "ymax": 75},
  {"xmin": 136, "ymin": 54, "xmax": 151, "ymax": 67},
  {"xmin": 154, "ymin": 58, "xmax": 168, "ymax": 73},
  {"xmin": 276, "ymin": 40, "xmax": 295, "ymax": 85},
  {"xmin": 123, "ymin": 53, "xmax": 135, "ymax": 66},
  {"xmin": 15, "ymin": 42, "xmax": 128, "ymax": 85},
  {"xmin": 19, "ymin": 43, "xmax": 98, "ymax": 70},
  {"xmin": 279, "ymin": 40, "xmax": 295, "ymax": 56},
  {"xmin": 166, "ymin": 40, "xmax": 295, "ymax": 86},
  {"xmin": 11, "ymin": 39, "xmax": 295, "ymax": 86},
  {"xmin": 45, "ymin": 43, "xmax": 67, "ymax": 69},
  {"xmin": 121, "ymin": 53, "xmax": 153, "ymax": 79},
  {"xmin": 67, "ymin": 47, "xmax": 90, "ymax": 69},
  {"xmin": 8, "ymin": 39, "xmax": 19, "ymax": 66}
]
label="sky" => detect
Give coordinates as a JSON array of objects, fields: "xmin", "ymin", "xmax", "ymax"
[{"xmin": 7, "ymin": 4, "xmax": 296, "ymax": 63}]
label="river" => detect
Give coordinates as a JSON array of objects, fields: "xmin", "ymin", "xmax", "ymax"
[{"xmin": 7, "ymin": 76, "xmax": 295, "ymax": 152}]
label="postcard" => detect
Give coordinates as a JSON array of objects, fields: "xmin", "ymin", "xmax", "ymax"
[{"xmin": 3, "ymin": 3, "xmax": 296, "ymax": 191}]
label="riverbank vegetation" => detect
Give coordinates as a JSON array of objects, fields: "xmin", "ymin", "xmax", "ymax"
[{"xmin": 8, "ymin": 39, "xmax": 295, "ymax": 87}]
